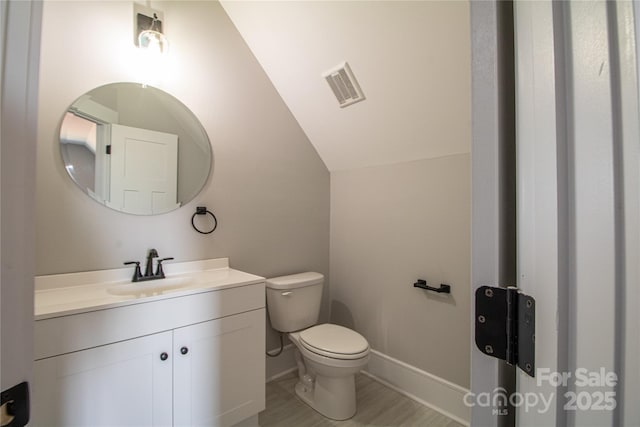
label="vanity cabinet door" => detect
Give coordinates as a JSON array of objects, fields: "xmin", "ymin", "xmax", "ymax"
[
  {"xmin": 173, "ymin": 308, "xmax": 265, "ymax": 427},
  {"xmin": 31, "ymin": 331, "xmax": 173, "ymax": 427}
]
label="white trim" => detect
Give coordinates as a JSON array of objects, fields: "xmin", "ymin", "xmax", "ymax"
[
  {"xmin": 362, "ymin": 349, "xmax": 470, "ymax": 426},
  {"xmin": 69, "ymin": 95, "xmax": 118, "ymax": 124},
  {"xmin": 513, "ymin": 2, "xmax": 564, "ymax": 425},
  {"xmin": 469, "ymin": 1, "xmax": 513, "ymax": 425},
  {"xmin": 1, "ymin": 0, "xmax": 42, "ymax": 390},
  {"xmin": 615, "ymin": 2, "xmax": 640, "ymax": 424},
  {"xmin": 263, "ymin": 346, "xmax": 470, "ymax": 425},
  {"xmin": 231, "ymin": 414, "xmax": 259, "ymax": 427},
  {"xmin": 267, "ymin": 366, "xmax": 298, "ymax": 383},
  {"xmin": 265, "ymin": 344, "xmax": 297, "ymax": 382}
]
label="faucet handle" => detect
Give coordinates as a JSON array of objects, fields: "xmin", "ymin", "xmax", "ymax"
[
  {"xmin": 155, "ymin": 257, "xmax": 174, "ymax": 278},
  {"xmin": 124, "ymin": 261, "xmax": 142, "ymax": 282}
]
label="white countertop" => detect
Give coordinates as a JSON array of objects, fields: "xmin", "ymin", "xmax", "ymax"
[{"xmin": 34, "ymin": 258, "xmax": 265, "ymax": 320}]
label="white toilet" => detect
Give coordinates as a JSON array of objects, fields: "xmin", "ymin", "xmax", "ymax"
[{"xmin": 266, "ymin": 272, "xmax": 370, "ymax": 421}]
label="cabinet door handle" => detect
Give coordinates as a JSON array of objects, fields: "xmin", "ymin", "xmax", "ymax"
[
  {"xmin": 180, "ymin": 346, "xmax": 189, "ymax": 355},
  {"xmin": 160, "ymin": 352, "xmax": 169, "ymax": 361}
]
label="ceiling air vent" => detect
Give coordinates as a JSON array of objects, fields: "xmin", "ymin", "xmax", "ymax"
[{"xmin": 323, "ymin": 62, "xmax": 366, "ymax": 108}]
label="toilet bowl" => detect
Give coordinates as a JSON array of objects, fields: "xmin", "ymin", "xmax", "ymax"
[
  {"xmin": 265, "ymin": 273, "xmax": 370, "ymax": 420},
  {"xmin": 289, "ymin": 324, "xmax": 369, "ymax": 420}
]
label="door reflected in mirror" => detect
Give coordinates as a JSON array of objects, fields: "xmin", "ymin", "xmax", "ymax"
[{"xmin": 59, "ymin": 83, "xmax": 212, "ymax": 215}]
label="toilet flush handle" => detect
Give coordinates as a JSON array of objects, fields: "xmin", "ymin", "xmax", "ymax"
[{"xmin": 281, "ymin": 291, "xmax": 293, "ymax": 296}]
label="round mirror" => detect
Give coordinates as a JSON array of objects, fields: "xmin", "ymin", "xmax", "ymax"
[{"xmin": 59, "ymin": 82, "xmax": 212, "ymax": 215}]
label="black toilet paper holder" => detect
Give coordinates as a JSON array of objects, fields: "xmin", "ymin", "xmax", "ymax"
[{"xmin": 413, "ymin": 279, "xmax": 451, "ymax": 294}]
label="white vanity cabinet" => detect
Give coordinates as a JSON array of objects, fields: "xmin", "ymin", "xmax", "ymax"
[
  {"xmin": 32, "ymin": 264, "xmax": 265, "ymax": 427},
  {"xmin": 32, "ymin": 331, "xmax": 174, "ymax": 426},
  {"xmin": 173, "ymin": 309, "xmax": 264, "ymax": 426}
]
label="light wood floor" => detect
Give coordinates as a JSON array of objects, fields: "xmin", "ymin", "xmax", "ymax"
[{"xmin": 259, "ymin": 372, "xmax": 465, "ymax": 427}]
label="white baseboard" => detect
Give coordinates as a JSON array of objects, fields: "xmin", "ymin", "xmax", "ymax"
[
  {"xmin": 231, "ymin": 414, "xmax": 259, "ymax": 427},
  {"xmin": 265, "ymin": 344, "xmax": 297, "ymax": 382},
  {"xmin": 362, "ymin": 349, "xmax": 471, "ymax": 426},
  {"xmin": 264, "ymin": 345, "xmax": 471, "ymax": 426}
]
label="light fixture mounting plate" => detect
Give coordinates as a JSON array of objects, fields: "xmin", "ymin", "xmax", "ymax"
[{"xmin": 133, "ymin": 4, "xmax": 165, "ymax": 47}]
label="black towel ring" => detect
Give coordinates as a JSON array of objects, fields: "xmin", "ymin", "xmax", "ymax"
[{"xmin": 191, "ymin": 206, "xmax": 218, "ymax": 234}]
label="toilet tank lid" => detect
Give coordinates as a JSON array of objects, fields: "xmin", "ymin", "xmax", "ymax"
[{"xmin": 266, "ymin": 272, "xmax": 324, "ymax": 290}]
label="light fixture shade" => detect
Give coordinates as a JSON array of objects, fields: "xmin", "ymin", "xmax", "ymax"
[{"xmin": 138, "ymin": 29, "xmax": 169, "ymax": 54}]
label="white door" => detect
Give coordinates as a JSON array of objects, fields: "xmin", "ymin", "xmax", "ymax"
[
  {"xmin": 514, "ymin": 1, "xmax": 640, "ymax": 426},
  {"xmin": 31, "ymin": 332, "xmax": 173, "ymax": 426},
  {"xmin": 469, "ymin": 1, "xmax": 518, "ymax": 425},
  {"xmin": 1, "ymin": 1, "xmax": 41, "ymax": 425},
  {"xmin": 513, "ymin": 1, "xmax": 564, "ymax": 425},
  {"xmin": 173, "ymin": 309, "xmax": 265, "ymax": 427},
  {"xmin": 472, "ymin": 1, "xmax": 640, "ymax": 426},
  {"xmin": 108, "ymin": 124, "xmax": 179, "ymax": 215}
]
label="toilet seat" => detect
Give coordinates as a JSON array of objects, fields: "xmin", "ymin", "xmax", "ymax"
[{"xmin": 299, "ymin": 324, "xmax": 369, "ymax": 360}]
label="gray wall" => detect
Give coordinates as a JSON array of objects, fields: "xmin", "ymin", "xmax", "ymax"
[
  {"xmin": 36, "ymin": 0, "xmax": 469, "ymax": 389},
  {"xmin": 330, "ymin": 154, "xmax": 470, "ymax": 388},
  {"xmin": 36, "ymin": 1, "xmax": 330, "ymax": 347}
]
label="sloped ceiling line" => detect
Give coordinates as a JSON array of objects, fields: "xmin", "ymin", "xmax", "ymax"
[{"xmin": 220, "ymin": 0, "xmax": 471, "ymax": 172}]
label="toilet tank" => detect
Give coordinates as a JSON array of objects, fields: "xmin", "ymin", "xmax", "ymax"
[{"xmin": 265, "ymin": 272, "xmax": 324, "ymax": 332}]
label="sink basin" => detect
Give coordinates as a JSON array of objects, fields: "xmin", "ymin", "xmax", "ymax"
[
  {"xmin": 34, "ymin": 258, "xmax": 268, "ymax": 320},
  {"xmin": 107, "ymin": 276, "xmax": 193, "ymax": 297}
]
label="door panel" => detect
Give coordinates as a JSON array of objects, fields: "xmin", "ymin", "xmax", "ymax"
[
  {"xmin": 173, "ymin": 309, "xmax": 265, "ymax": 427},
  {"xmin": 108, "ymin": 123, "xmax": 178, "ymax": 215},
  {"xmin": 514, "ymin": 1, "xmax": 635, "ymax": 425},
  {"xmin": 31, "ymin": 331, "xmax": 173, "ymax": 426},
  {"xmin": 1, "ymin": 0, "xmax": 41, "ymax": 400},
  {"xmin": 564, "ymin": 3, "xmax": 616, "ymax": 426},
  {"xmin": 469, "ymin": 1, "xmax": 517, "ymax": 425},
  {"xmin": 514, "ymin": 1, "xmax": 562, "ymax": 425}
]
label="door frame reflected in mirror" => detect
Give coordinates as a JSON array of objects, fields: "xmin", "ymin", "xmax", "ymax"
[{"xmin": 59, "ymin": 82, "xmax": 212, "ymax": 215}]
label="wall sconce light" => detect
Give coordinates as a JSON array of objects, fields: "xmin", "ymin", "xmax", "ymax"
[{"xmin": 134, "ymin": 7, "xmax": 168, "ymax": 54}]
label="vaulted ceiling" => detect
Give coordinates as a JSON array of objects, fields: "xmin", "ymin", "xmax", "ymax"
[{"xmin": 220, "ymin": 0, "xmax": 471, "ymax": 172}]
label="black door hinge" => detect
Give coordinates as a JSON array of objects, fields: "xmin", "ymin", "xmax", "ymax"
[
  {"xmin": 475, "ymin": 286, "xmax": 535, "ymax": 377},
  {"xmin": 106, "ymin": 145, "xmax": 111, "ymax": 155}
]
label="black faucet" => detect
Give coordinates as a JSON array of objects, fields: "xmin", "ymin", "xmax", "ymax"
[
  {"xmin": 144, "ymin": 249, "xmax": 158, "ymax": 277},
  {"xmin": 124, "ymin": 249, "xmax": 174, "ymax": 282}
]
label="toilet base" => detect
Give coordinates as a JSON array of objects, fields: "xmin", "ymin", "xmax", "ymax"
[{"xmin": 294, "ymin": 373, "xmax": 357, "ymax": 421}]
